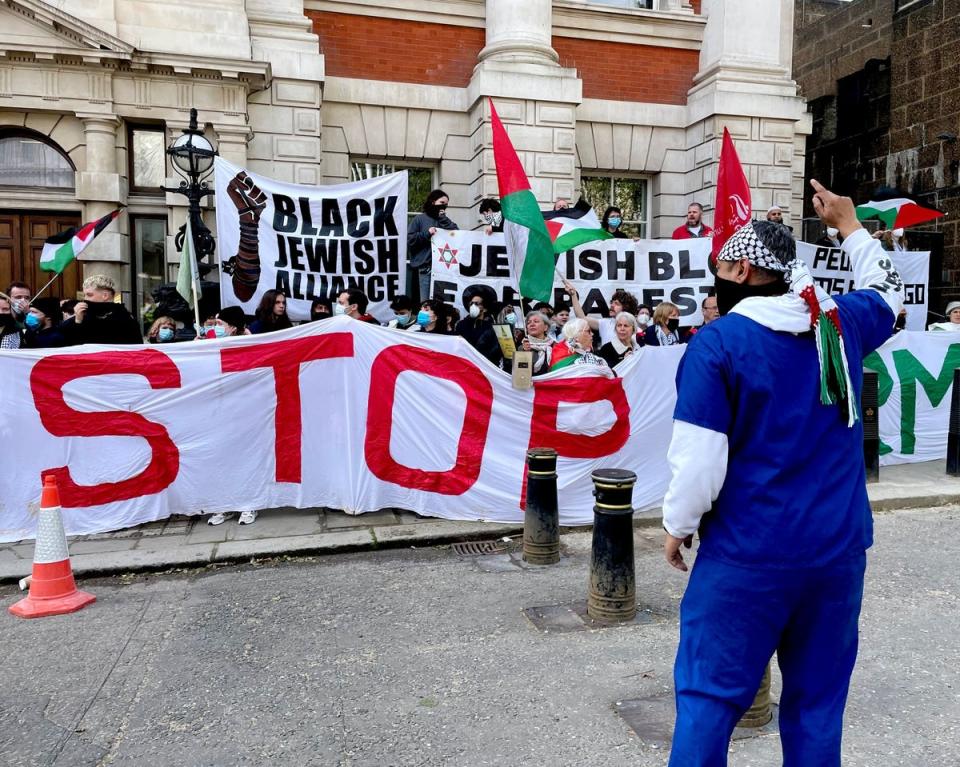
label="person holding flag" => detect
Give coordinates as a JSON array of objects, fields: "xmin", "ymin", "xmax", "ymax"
[{"xmin": 661, "ymin": 179, "xmax": 903, "ymax": 765}]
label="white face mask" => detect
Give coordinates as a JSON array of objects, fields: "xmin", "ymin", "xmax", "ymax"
[
  {"xmin": 892, "ymin": 228, "xmax": 904, "ymax": 239},
  {"xmin": 333, "ymin": 303, "xmax": 347, "ymax": 316},
  {"xmin": 468, "ymin": 304, "xmax": 481, "ymax": 318},
  {"xmin": 826, "ymin": 227, "xmax": 839, "ymax": 238},
  {"xmin": 637, "ymin": 314, "xmax": 651, "ymax": 326}
]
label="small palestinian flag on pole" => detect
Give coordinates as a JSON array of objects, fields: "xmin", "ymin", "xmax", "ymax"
[
  {"xmin": 39, "ymin": 209, "xmax": 122, "ymax": 274},
  {"xmin": 542, "ymin": 198, "xmax": 612, "ymax": 253},
  {"xmin": 855, "ymin": 198, "xmax": 945, "ymax": 229},
  {"xmin": 490, "ymin": 98, "xmax": 556, "ymax": 304}
]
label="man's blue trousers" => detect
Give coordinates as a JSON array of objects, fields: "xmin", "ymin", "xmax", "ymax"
[{"xmin": 668, "ymin": 552, "xmax": 866, "ymax": 767}]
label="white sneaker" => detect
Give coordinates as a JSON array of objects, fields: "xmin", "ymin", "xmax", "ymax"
[
  {"xmin": 207, "ymin": 513, "xmax": 229, "ymax": 526},
  {"xmin": 238, "ymin": 510, "xmax": 258, "ymax": 525}
]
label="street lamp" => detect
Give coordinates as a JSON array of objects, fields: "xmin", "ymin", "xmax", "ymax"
[{"xmin": 163, "ymin": 107, "xmax": 218, "ymax": 270}]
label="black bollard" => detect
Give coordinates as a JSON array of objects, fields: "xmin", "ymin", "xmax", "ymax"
[
  {"xmin": 947, "ymin": 369, "xmax": 960, "ymax": 476},
  {"xmin": 587, "ymin": 469, "xmax": 637, "ymax": 623},
  {"xmin": 862, "ymin": 370, "xmax": 879, "ymax": 483},
  {"xmin": 523, "ymin": 448, "xmax": 560, "ymax": 565}
]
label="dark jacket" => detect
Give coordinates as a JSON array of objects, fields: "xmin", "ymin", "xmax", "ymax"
[
  {"xmin": 598, "ymin": 341, "xmax": 632, "ymax": 368},
  {"xmin": 24, "ymin": 325, "xmax": 69, "ymax": 349},
  {"xmin": 456, "ymin": 316, "xmax": 502, "ymax": 365},
  {"xmin": 408, "ymin": 212, "xmax": 458, "ymax": 268},
  {"xmin": 609, "ymin": 229, "xmax": 629, "ymax": 239},
  {"xmin": 62, "ymin": 303, "xmax": 143, "ymax": 345},
  {"xmin": 642, "ymin": 324, "xmax": 687, "ymax": 347}
]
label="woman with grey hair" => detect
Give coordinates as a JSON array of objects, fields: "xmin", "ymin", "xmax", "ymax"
[
  {"xmin": 598, "ymin": 311, "xmax": 639, "ymax": 368},
  {"xmin": 520, "ymin": 309, "xmax": 554, "ymax": 375},
  {"xmin": 549, "ymin": 317, "xmax": 609, "ymax": 371}
]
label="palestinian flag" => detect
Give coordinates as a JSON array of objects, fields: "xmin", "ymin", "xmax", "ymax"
[
  {"xmin": 39, "ymin": 209, "xmax": 122, "ymax": 273},
  {"xmin": 490, "ymin": 98, "xmax": 555, "ymax": 303},
  {"xmin": 855, "ymin": 198, "xmax": 944, "ymax": 229},
  {"xmin": 543, "ymin": 198, "xmax": 612, "ymax": 253},
  {"xmin": 549, "ymin": 341, "xmax": 577, "ymax": 371}
]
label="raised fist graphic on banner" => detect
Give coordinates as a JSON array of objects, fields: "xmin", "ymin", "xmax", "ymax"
[{"xmin": 223, "ymin": 171, "xmax": 267, "ymax": 302}]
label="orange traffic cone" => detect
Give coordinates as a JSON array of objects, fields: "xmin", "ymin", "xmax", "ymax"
[{"xmin": 9, "ymin": 476, "xmax": 95, "ymax": 619}]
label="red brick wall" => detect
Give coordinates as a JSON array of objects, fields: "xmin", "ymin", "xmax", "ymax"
[
  {"xmin": 553, "ymin": 37, "xmax": 699, "ymax": 104},
  {"xmin": 307, "ymin": 11, "xmax": 484, "ymax": 87}
]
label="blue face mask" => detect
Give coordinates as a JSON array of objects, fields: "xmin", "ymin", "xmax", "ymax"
[
  {"xmin": 395, "ymin": 313, "xmax": 412, "ymax": 326},
  {"xmin": 25, "ymin": 313, "xmax": 42, "ymax": 330},
  {"xmin": 504, "ymin": 312, "xmax": 517, "ymax": 325},
  {"xmin": 213, "ymin": 324, "xmax": 228, "ymax": 338},
  {"xmin": 417, "ymin": 310, "xmax": 431, "ymax": 326},
  {"xmin": 158, "ymin": 327, "xmax": 175, "ymax": 342},
  {"xmin": 608, "ymin": 217, "xmax": 622, "ymax": 229}
]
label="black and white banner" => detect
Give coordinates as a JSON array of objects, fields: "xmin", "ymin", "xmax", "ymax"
[
  {"xmin": 431, "ymin": 231, "xmax": 714, "ymax": 325},
  {"xmin": 215, "ymin": 158, "xmax": 407, "ymax": 321}
]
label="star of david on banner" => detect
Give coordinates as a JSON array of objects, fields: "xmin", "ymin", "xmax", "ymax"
[{"xmin": 437, "ymin": 242, "xmax": 458, "ymax": 268}]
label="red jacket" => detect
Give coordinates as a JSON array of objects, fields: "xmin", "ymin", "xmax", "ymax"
[{"xmin": 671, "ymin": 223, "xmax": 713, "ymax": 240}]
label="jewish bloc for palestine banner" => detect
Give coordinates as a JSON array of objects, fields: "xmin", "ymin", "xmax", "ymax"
[
  {"xmin": 215, "ymin": 158, "xmax": 407, "ymax": 322},
  {"xmin": 431, "ymin": 230, "xmax": 715, "ymax": 325},
  {"xmin": 796, "ymin": 241, "xmax": 929, "ymax": 331}
]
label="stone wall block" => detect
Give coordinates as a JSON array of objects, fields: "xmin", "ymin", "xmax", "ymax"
[
  {"xmin": 359, "ymin": 105, "xmax": 387, "ymax": 157},
  {"xmin": 536, "ymin": 103, "xmax": 575, "ymax": 127},
  {"xmin": 295, "ymin": 109, "xmax": 320, "ymax": 137},
  {"xmin": 553, "ymin": 128, "xmax": 575, "ymax": 153},
  {"xmin": 535, "ymin": 153, "xmax": 575, "ymax": 177}
]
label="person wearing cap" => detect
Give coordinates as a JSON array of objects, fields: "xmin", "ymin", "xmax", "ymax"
[
  {"xmin": 928, "ymin": 301, "xmax": 960, "ymax": 331},
  {"xmin": 765, "ymin": 205, "xmax": 783, "ymax": 224},
  {"xmin": 661, "ymin": 179, "xmax": 903, "ymax": 765},
  {"xmin": 454, "ymin": 285, "xmax": 502, "ymax": 365},
  {"xmin": 23, "ymin": 297, "xmax": 68, "ymax": 348},
  {"xmin": 216, "ymin": 306, "xmax": 250, "ymax": 336}
]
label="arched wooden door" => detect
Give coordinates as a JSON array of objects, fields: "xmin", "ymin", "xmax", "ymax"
[{"xmin": 0, "ymin": 211, "xmax": 81, "ymax": 300}]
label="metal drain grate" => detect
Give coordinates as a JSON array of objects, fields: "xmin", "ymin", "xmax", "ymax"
[{"xmin": 451, "ymin": 540, "xmax": 507, "ymax": 556}]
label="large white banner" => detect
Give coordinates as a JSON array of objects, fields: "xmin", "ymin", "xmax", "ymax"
[
  {"xmin": 431, "ymin": 231, "xmax": 714, "ymax": 325},
  {"xmin": 864, "ymin": 331, "xmax": 960, "ymax": 465},
  {"xmin": 215, "ymin": 158, "xmax": 408, "ymax": 322},
  {"xmin": 797, "ymin": 241, "xmax": 929, "ymax": 331},
  {"xmin": 0, "ymin": 317, "xmax": 682, "ymax": 543}
]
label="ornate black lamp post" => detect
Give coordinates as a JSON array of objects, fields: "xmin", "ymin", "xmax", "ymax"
[{"xmin": 163, "ymin": 108, "xmax": 218, "ymax": 269}]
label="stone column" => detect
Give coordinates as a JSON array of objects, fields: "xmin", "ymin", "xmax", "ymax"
[
  {"xmin": 75, "ymin": 114, "xmax": 126, "ymax": 290},
  {"xmin": 468, "ymin": 0, "xmax": 581, "ymax": 211},
  {"xmin": 478, "ymin": 0, "xmax": 557, "ymax": 66},
  {"xmin": 681, "ymin": 0, "xmax": 810, "ymax": 231}
]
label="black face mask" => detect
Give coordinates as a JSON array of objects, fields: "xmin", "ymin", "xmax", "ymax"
[
  {"xmin": 714, "ymin": 276, "xmax": 786, "ymax": 316},
  {"xmin": 666, "ymin": 318, "xmax": 680, "ymax": 333}
]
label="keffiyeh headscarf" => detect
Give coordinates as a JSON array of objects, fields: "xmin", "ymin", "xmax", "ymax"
[{"xmin": 717, "ymin": 223, "xmax": 857, "ymax": 427}]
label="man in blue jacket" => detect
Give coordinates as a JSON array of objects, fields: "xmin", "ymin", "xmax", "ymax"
[{"xmin": 662, "ymin": 180, "xmax": 903, "ymax": 766}]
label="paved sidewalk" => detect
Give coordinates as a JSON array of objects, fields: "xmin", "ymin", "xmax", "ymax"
[{"xmin": 1, "ymin": 459, "xmax": 957, "ymax": 583}]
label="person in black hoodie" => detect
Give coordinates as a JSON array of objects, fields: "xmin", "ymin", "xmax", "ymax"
[
  {"xmin": 64, "ymin": 275, "xmax": 143, "ymax": 345},
  {"xmin": 407, "ymin": 189, "xmax": 458, "ymax": 303},
  {"xmin": 455, "ymin": 285, "xmax": 502, "ymax": 365},
  {"xmin": 24, "ymin": 297, "xmax": 68, "ymax": 348}
]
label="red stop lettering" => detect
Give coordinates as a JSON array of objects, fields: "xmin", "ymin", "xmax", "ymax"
[
  {"xmin": 365, "ymin": 345, "xmax": 493, "ymax": 494},
  {"xmin": 220, "ymin": 334, "xmax": 354, "ymax": 483},
  {"xmin": 522, "ymin": 376, "xmax": 631, "ymax": 507},
  {"xmin": 30, "ymin": 350, "xmax": 182, "ymax": 507}
]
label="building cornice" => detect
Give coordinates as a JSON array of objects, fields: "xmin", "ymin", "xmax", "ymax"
[{"xmin": 1, "ymin": 0, "xmax": 134, "ymax": 54}]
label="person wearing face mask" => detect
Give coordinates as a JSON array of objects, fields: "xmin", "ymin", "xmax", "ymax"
[
  {"xmin": 63, "ymin": 274, "xmax": 143, "ymax": 345},
  {"xmin": 564, "ymin": 282, "xmax": 640, "ymax": 349},
  {"xmin": 23, "ymin": 297, "xmax": 67, "ymax": 348},
  {"xmin": 635, "ymin": 304, "xmax": 654, "ymax": 337},
  {"xmin": 479, "ymin": 198, "xmax": 504, "ymax": 234},
  {"xmin": 7, "ymin": 281, "xmax": 32, "ymax": 329},
  {"xmin": 601, "ymin": 206, "xmax": 629, "ymax": 239},
  {"xmin": 816, "ymin": 226, "xmax": 843, "ymax": 248},
  {"xmin": 386, "ymin": 295, "xmax": 417, "ymax": 329},
  {"xmin": 0, "ymin": 296, "xmax": 22, "ymax": 349},
  {"xmin": 661, "ymin": 182, "xmax": 904, "ymax": 766},
  {"xmin": 496, "ymin": 304, "xmax": 524, "ymax": 346},
  {"xmin": 643, "ymin": 301, "xmax": 685, "ymax": 346},
  {"xmin": 454, "ymin": 285, "xmax": 501, "ymax": 364},
  {"xmin": 216, "ymin": 306, "xmax": 249, "ymax": 336},
  {"xmin": 310, "ymin": 298, "xmax": 333, "ymax": 322},
  {"xmin": 874, "ymin": 227, "xmax": 908, "ymax": 252},
  {"xmin": 335, "ymin": 289, "xmax": 380, "ymax": 324},
  {"xmin": 409, "ymin": 299, "xmax": 451, "ymax": 334},
  {"xmin": 407, "ymin": 189, "xmax": 458, "ymax": 304},
  {"xmin": 147, "ymin": 316, "xmax": 178, "ymax": 344}
]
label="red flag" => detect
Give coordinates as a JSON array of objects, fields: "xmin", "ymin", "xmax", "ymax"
[{"xmin": 711, "ymin": 128, "xmax": 752, "ymax": 263}]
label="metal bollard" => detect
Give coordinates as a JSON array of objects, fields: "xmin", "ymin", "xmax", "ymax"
[
  {"xmin": 947, "ymin": 369, "xmax": 960, "ymax": 476},
  {"xmin": 862, "ymin": 370, "xmax": 880, "ymax": 483},
  {"xmin": 587, "ymin": 469, "xmax": 637, "ymax": 623},
  {"xmin": 737, "ymin": 664, "xmax": 773, "ymax": 728},
  {"xmin": 523, "ymin": 448, "xmax": 560, "ymax": 565}
]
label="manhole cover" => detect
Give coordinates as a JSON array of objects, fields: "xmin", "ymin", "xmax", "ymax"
[{"xmin": 451, "ymin": 540, "xmax": 507, "ymax": 556}]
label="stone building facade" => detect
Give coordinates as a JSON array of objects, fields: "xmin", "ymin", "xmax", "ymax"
[
  {"xmin": 794, "ymin": 0, "xmax": 960, "ymax": 305},
  {"xmin": 0, "ymin": 0, "xmax": 808, "ymax": 322}
]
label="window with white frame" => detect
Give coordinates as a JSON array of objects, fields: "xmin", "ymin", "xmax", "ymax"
[
  {"xmin": 350, "ymin": 159, "xmax": 436, "ymax": 222},
  {"xmin": 581, "ymin": 175, "xmax": 651, "ymax": 238}
]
